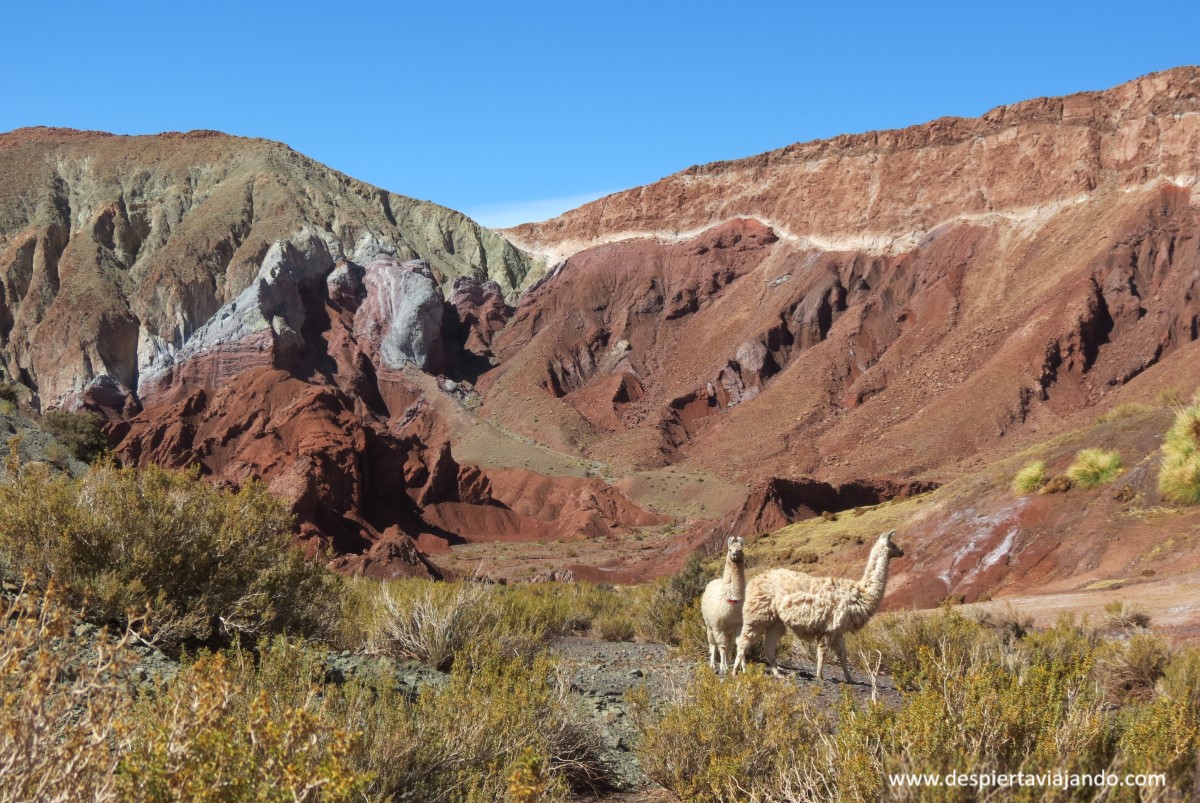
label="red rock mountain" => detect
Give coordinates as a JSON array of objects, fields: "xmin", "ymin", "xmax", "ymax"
[
  {"xmin": 487, "ymin": 67, "xmax": 1200, "ymax": 622},
  {"xmin": 4, "ymin": 69, "xmax": 1200, "ymax": 607},
  {"xmin": 0, "ymin": 127, "xmax": 664, "ymax": 577},
  {"xmin": 495, "ymin": 68, "xmax": 1200, "ymax": 485}
]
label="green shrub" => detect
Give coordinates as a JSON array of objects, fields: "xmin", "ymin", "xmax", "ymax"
[
  {"xmin": 391, "ymin": 646, "xmax": 608, "ymax": 801},
  {"xmin": 1158, "ymin": 647, "xmax": 1200, "ymax": 708},
  {"xmin": 0, "ymin": 458, "xmax": 338, "ymax": 645},
  {"xmin": 41, "ymin": 409, "xmax": 109, "ymax": 462},
  {"xmin": 848, "ymin": 607, "xmax": 1000, "ymax": 687},
  {"xmin": 635, "ymin": 552, "xmax": 709, "ymax": 644},
  {"xmin": 1159, "ymin": 401, "xmax": 1200, "ymax": 504},
  {"xmin": 849, "ymin": 649, "xmax": 1113, "ymax": 799},
  {"xmin": 1011, "ymin": 460, "xmax": 1046, "ymax": 494},
  {"xmin": 1066, "ymin": 448, "xmax": 1123, "ymax": 489},
  {"xmin": 1117, "ymin": 696, "xmax": 1200, "ymax": 795}
]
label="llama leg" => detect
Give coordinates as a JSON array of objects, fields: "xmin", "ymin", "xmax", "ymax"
[
  {"xmin": 834, "ymin": 634, "xmax": 853, "ymax": 684},
  {"xmin": 707, "ymin": 630, "xmax": 717, "ymax": 670},
  {"xmin": 718, "ymin": 636, "xmax": 730, "ymax": 675},
  {"xmin": 814, "ymin": 639, "xmax": 825, "ymax": 682},
  {"xmin": 763, "ymin": 622, "xmax": 785, "ymax": 678},
  {"xmin": 734, "ymin": 620, "xmax": 764, "ymax": 674}
]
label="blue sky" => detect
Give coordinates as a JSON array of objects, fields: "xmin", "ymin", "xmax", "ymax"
[{"xmin": 3, "ymin": 1, "xmax": 1199, "ymax": 228}]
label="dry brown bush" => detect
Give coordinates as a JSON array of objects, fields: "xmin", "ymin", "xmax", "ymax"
[{"xmin": 0, "ymin": 584, "xmax": 133, "ymax": 803}]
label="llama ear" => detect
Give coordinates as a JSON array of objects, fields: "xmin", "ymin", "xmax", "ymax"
[{"xmin": 726, "ymin": 535, "xmax": 734, "ymax": 549}]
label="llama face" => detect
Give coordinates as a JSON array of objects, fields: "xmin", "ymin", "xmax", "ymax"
[
  {"xmin": 881, "ymin": 529, "xmax": 904, "ymax": 558},
  {"xmin": 726, "ymin": 535, "xmax": 745, "ymax": 564}
]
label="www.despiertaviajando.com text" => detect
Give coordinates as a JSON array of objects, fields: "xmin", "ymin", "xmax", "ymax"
[{"xmin": 888, "ymin": 771, "xmax": 1167, "ymax": 790}]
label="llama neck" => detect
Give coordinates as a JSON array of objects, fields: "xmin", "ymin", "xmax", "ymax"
[
  {"xmin": 857, "ymin": 541, "xmax": 893, "ymax": 613},
  {"xmin": 723, "ymin": 558, "xmax": 746, "ymax": 599}
]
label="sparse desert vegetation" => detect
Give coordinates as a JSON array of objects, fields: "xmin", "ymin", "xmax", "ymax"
[
  {"xmin": 7, "ymin": 526, "xmax": 1200, "ymax": 802},
  {"xmin": 636, "ymin": 608, "xmax": 1200, "ymax": 802},
  {"xmin": 3, "ymin": 446, "xmax": 1199, "ymax": 802}
]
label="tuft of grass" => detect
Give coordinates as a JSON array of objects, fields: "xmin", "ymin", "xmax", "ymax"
[
  {"xmin": 353, "ymin": 577, "xmax": 648, "ymax": 667},
  {"xmin": 592, "ymin": 612, "xmax": 636, "ymax": 642},
  {"xmin": 1159, "ymin": 387, "xmax": 1185, "ymax": 408},
  {"xmin": 373, "ymin": 581, "xmax": 497, "ymax": 670},
  {"xmin": 1066, "ymin": 448, "xmax": 1123, "ymax": 489},
  {"xmin": 1097, "ymin": 402, "xmax": 1152, "ymax": 422},
  {"xmin": 1159, "ymin": 401, "xmax": 1200, "ymax": 504},
  {"xmin": 371, "ymin": 644, "xmax": 608, "ymax": 800},
  {"xmin": 1011, "ymin": 460, "xmax": 1046, "ymax": 494},
  {"xmin": 1104, "ymin": 599, "xmax": 1151, "ymax": 630},
  {"xmin": 1096, "ymin": 632, "xmax": 1171, "ymax": 703},
  {"xmin": 44, "ymin": 441, "xmax": 71, "ymax": 468}
]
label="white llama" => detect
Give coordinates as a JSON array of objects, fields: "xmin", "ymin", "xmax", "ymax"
[
  {"xmin": 700, "ymin": 535, "xmax": 746, "ymax": 674},
  {"xmin": 732, "ymin": 530, "xmax": 903, "ymax": 682}
]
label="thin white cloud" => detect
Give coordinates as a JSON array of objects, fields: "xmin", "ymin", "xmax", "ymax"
[{"xmin": 464, "ymin": 189, "xmax": 619, "ymax": 229}]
